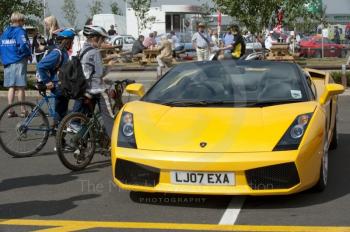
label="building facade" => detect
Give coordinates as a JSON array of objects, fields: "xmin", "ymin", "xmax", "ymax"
[{"xmin": 126, "ymin": 0, "xmax": 233, "ymax": 37}]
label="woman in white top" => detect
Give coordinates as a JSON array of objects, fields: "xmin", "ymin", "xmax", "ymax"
[{"xmin": 211, "ymin": 29, "xmax": 219, "ymax": 46}]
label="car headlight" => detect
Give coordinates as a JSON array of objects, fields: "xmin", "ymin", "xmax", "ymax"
[
  {"xmin": 274, "ymin": 113, "xmax": 313, "ymax": 151},
  {"xmin": 117, "ymin": 112, "xmax": 137, "ymax": 149}
]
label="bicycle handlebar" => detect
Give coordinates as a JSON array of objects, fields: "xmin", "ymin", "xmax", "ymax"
[
  {"xmin": 114, "ymin": 79, "xmax": 135, "ymax": 85},
  {"xmin": 35, "ymin": 82, "xmax": 48, "ymax": 96}
]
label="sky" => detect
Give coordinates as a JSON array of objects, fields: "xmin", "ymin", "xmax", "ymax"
[
  {"xmin": 46, "ymin": 0, "xmax": 212, "ymax": 29},
  {"xmin": 46, "ymin": 0, "xmax": 348, "ymax": 29},
  {"xmin": 323, "ymin": 0, "xmax": 350, "ymax": 15},
  {"xmin": 46, "ymin": 0, "xmax": 126, "ymax": 28}
]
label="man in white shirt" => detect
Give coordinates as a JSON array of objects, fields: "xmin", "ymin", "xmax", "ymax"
[
  {"xmin": 192, "ymin": 23, "xmax": 212, "ymax": 61},
  {"xmin": 265, "ymin": 31, "xmax": 275, "ymax": 50}
]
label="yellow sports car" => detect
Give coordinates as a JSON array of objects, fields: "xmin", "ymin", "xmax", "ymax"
[{"xmin": 111, "ymin": 60, "xmax": 344, "ymax": 195}]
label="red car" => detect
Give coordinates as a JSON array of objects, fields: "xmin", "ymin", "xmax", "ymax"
[{"xmin": 299, "ymin": 36, "xmax": 347, "ymax": 58}]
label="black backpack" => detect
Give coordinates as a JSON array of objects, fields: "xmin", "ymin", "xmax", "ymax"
[{"xmin": 58, "ymin": 47, "xmax": 94, "ymax": 99}]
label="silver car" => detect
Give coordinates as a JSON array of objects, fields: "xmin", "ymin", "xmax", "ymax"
[{"xmin": 107, "ymin": 35, "xmax": 136, "ymax": 52}]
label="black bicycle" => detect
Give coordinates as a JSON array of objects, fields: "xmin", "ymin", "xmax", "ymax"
[{"xmin": 55, "ymin": 79, "xmax": 135, "ymax": 171}]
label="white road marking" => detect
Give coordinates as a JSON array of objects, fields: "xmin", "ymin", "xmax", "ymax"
[{"xmin": 219, "ymin": 197, "xmax": 246, "ymax": 225}]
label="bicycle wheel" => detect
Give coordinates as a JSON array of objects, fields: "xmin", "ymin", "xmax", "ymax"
[
  {"xmin": 56, "ymin": 112, "xmax": 96, "ymax": 171},
  {"xmin": 0, "ymin": 101, "xmax": 50, "ymax": 157}
]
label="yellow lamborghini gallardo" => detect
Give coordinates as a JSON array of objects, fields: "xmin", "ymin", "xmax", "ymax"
[{"xmin": 111, "ymin": 60, "xmax": 344, "ymax": 195}]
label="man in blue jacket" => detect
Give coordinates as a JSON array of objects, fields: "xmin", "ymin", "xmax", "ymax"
[
  {"xmin": 36, "ymin": 28, "xmax": 75, "ymax": 127},
  {"xmin": 0, "ymin": 12, "xmax": 31, "ymax": 117}
]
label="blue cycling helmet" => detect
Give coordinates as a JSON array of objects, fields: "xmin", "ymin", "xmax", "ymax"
[{"xmin": 56, "ymin": 28, "xmax": 76, "ymax": 40}]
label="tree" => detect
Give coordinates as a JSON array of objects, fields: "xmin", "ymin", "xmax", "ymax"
[
  {"xmin": 89, "ymin": 0, "xmax": 104, "ymax": 17},
  {"xmin": 201, "ymin": 2, "xmax": 216, "ymax": 25},
  {"xmin": 62, "ymin": 0, "xmax": 78, "ymax": 27},
  {"xmin": 213, "ymin": 0, "xmax": 278, "ymax": 33},
  {"xmin": 110, "ymin": 1, "xmax": 123, "ymax": 15},
  {"xmin": 213, "ymin": 0, "xmax": 324, "ymax": 33},
  {"xmin": 0, "ymin": 0, "xmax": 43, "ymax": 30},
  {"xmin": 126, "ymin": 0, "xmax": 155, "ymax": 35},
  {"xmin": 282, "ymin": 0, "xmax": 324, "ymax": 31}
]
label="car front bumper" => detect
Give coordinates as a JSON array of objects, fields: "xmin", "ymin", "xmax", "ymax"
[{"xmin": 111, "ymin": 141, "xmax": 323, "ymax": 195}]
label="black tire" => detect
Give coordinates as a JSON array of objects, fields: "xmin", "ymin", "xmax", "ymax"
[
  {"xmin": 56, "ymin": 112, "xmax": 96, "ymax": 171},
  {"xmin": 329, "ymin": 119, "xmax": 338, "ymax": 150},
  {"xmin": 314, "ymin": 136, "xmax": 328, "ymax": 192},
  {"xmin": 0, "ymin": 101, "xmax": 50, "ymax": 157}
]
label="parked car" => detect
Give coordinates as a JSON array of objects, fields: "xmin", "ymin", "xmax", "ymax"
[
  {"xmin": 107, "ymin": 35, "xmax": 136, "ymax": 52},
  {"xmin": 299, "ymin": 35, "xmax": 347, "ymax": 58},
  {"xmin": 244, "ymin": 37, "xmax": 262, "ymax": 53},
  {"xmin": 155, "ymin": 32, "xmax": 194, "ymax": 52},
  {"xmin": 271, "ymin": 32, "xmax": 288, "ymax": 42},
  {"xmin": 176, "ymin": 32, "xmax": 195, "ymax": 52}
]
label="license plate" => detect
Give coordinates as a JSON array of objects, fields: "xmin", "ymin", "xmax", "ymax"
[{"xmin": 170, "ymin": 171, "xmax": 235, "ymax": 186}]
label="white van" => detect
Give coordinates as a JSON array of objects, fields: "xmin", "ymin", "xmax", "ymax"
[{"xmin": 92, "ymin": 14, "xmax": 126, "ymax": 35}]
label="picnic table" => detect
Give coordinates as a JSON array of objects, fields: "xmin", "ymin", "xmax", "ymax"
[
  {"xmin": 100, "ymin": 46, "xmax": 136, "ymax": 64},
  {"xmin": 143, "ymin": 48, "xmax": 160, "ymax": 63},
  {"xmin": 100, "ymin": 45, "xmax": 122, "ymax": 58}
]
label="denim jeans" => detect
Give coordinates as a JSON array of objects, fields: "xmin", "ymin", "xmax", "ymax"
[{"xmin": 72, "ymin": 93, "xmax": 114, "ymax": 138}]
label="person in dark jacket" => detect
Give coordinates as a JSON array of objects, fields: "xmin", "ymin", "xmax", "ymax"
[
  {"xmin": 108, "ymin": 25, "xmax": 117, "ymax": 36},
  {"xmin": 32, "ymin": 30, "xmax": 47, "ymax": 63},
  {"xmin": 36, "ymin": 28, "xmax": 75, "ymax": 126},
  {"xmin": 132, "ymin": 35, "xmax": 145, "ymax": 55},
  {"xmin": 334, "ymin": 26, "xmax": 341, "ymax": 44},
  {"xmin": 220, "ymin": 24, "xmax": 246, "ymax": 59},
  {"xmin": 0, "ymin": 12, "xmax": 31, "ymax": 117}
]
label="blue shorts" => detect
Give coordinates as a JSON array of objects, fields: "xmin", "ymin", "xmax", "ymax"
[{"xmin": 4, "ymin": 59, "xmax": 28, "ymax": 88}]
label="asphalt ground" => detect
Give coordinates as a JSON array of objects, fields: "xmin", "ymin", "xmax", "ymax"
[{"xmin": 0, "ymin": 71, "xmax": 350, "ymax": 231}]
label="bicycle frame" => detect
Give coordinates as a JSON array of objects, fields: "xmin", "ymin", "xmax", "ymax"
[
  {"xmin": 20, "ymin": 92, "xmax": 56, "ymax": 133},
  {"xmin": 71, "ymin": 112, "xmax": 105, "ymax": 147}
]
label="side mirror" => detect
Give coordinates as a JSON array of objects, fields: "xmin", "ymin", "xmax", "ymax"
[
  {"xmin": 319, "ymin": 83, "xmax": 345, "ymax": 105},
  {"xmin": 126, "ymin": 83, "xmax": 145, "ymax": 97}
]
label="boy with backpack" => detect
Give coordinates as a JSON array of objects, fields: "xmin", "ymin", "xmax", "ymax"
[
  {"xmin": 36, "ymin": 28, "xmax": 75, "ymax": 127},
  {"xmin": 73, "ymin": 25, "xmax": 114, "ymax": 138}
]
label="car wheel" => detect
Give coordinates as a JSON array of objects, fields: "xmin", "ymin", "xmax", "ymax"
[
  {"xmin": 314, "ymin": 136, "xmax": 328, "ymax": 192},
  {"xmin": 329, "ymin": 118, "xmax": 338, "ymax": 150}
]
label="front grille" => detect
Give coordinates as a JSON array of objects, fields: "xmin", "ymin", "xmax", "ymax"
[
  {"xmin": 246, "ymin": 162, "xmax": 300, "ymax": 190},
  {"xmin": 115, "ymin": 159, "xmax": 160, "ymax": 187}
]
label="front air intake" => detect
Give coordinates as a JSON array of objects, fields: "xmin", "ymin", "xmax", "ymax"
[
  {"xmin": 246, "ymin": 162, "xmax": 300, "ymax": 190},
  {"xmin": 115, "ymin": 159, "xmax": 160, "ymax": 187}
]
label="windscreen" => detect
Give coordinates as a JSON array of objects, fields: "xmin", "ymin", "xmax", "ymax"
[{"xmin": 143, "ymin": 61, "xmax": 308, "ymax": 107}]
